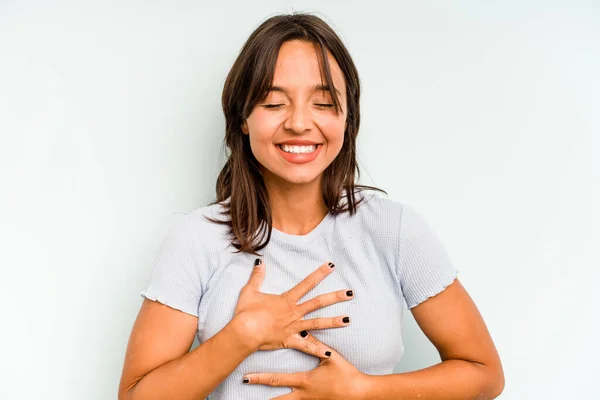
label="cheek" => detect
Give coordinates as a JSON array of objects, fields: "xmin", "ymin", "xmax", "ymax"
[
  {"xmin": 247, "ymin": 111, "xmax": 282, "ymax": 135},
  {"xmin": 246, "ymin": 116, "xmax": 279, "ymax": 158},
  {"xmin": 318, "ymin": 117, "xmax": 346, "ymax": 146}
]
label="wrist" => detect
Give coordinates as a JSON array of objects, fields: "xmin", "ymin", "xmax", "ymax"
[
  {"xmin": 348, "ymin": 372, "xmax": 373, "ymax": 400},
  {"xmin": 227, "ymin": 314, "xmax": 260, "ymax": 354}
]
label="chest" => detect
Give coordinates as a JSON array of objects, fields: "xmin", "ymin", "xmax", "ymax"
[{"xmin": 196, "ymin": 242, "xmax": 406, "ymax": 374}]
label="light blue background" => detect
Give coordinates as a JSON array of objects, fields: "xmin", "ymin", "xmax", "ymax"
[{"xmin": 1, "ymin": 1, "xmax": 598, "ymax": 399}]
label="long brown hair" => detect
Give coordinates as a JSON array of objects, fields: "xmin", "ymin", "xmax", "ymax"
[{"xmin": 205, "ymin": 13, "xmax": 386, "ymax": 256}]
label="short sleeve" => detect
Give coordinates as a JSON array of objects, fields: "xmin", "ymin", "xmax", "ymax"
[
  {"xmin": 141, "ymin": 214, "xmax": 204, "ymax": 317},
  {"xmin": 397, "ymin": 204, "xmax": 459, "ymax": 309}
]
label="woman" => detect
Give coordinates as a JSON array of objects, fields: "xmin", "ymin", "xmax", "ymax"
[{"xmin": 119, "ymin": 13, "xmax": 504, "ymax": 400}]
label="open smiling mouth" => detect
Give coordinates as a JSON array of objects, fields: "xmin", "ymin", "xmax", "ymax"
[
  {"xmin": 277, "ymin": 144, "xmax": 321, "ymax": 154},
  {"xmin": 275, "ymin": 143, "xmax": 323, "ymax": 164}
]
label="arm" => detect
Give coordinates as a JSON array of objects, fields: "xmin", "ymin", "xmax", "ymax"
[
  {"xmin": 357, "ymin": 278, "xmax": 505, "ymax": 399},
  {"xmin": 118, "ymin": 298, "xmax": 255, "ymax": 400}
]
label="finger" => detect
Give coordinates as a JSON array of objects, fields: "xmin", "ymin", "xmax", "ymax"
[
  {"xmin": 303, "ymin": 332, "xmax": 341, "ymax": 362},
  {"xmin": 303, "ymin": 332, "xmax": 325, "ymax": 348},
  {"xmin": 270, "ymin": 392, "xmax": 299, "ymax": 400},
  {"xmin": 285, "ymin": 332, "xmax": 332, "ymax": 359},
  {"xmin": 246, "ymin": 258, "xmax": 266, "ymax": 291},
  {"xmin": 293, "ymin": 315, "xmax": 350, "ymax": 332},
  {"xmin": 297, "ymin": 289, "xmax": 354, "ymax": 315},
  {"xmin": 243, "ymin": 372, "xmax": 306, "ymax": 388},
  {"xmin": 284, "ymin": 262, "xmax": 335, "ymax": 302}
]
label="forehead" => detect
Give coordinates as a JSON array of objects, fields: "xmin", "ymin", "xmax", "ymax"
[{"xmin": 271, "ymin": 40, "xmax": 346, "ymax": 95}]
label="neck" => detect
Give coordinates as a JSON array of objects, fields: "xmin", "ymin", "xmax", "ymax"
[{"xmin": 263, "ymin": 174, "xmax": 328, "ymax": 236}]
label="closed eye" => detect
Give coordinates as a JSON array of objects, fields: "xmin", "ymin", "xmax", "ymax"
[{"xmin": 262, "ymin": 103, "xmax": 334, "ymax": 109}]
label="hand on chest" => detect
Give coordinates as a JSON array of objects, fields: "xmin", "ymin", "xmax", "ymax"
[{"xmin": 198, "ymin": 251, "xmax": 406, "ymax": 374}]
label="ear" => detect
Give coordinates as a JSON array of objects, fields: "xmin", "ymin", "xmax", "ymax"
[{"xmin": 241, "ymin": 120, "xmax": 249, "ymax": 135}]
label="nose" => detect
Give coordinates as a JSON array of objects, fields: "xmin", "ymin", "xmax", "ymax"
[{"xmin": 283, "ymin": 103, "xmax": 313, "ymax": 133}]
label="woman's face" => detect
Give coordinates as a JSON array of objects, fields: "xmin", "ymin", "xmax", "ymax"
[{"xmin": 242, "ymin": 40, "xmax": 347, "ymax": 187}]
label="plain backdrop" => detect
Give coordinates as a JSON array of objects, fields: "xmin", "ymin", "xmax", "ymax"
[{"xmin": 1, "ymin": 1, "xmax": 599, "ymax": 399}]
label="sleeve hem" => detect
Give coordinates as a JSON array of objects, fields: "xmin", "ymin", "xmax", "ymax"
[
  {"xmin": 140, "ymin": 291, "xmax": 199, "ymax": 318},
  {"xmin": 406, "ymin": 269, "xmax": 460, "ymax": 309}
]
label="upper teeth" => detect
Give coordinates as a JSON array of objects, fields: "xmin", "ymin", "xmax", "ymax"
[{"xmin": 279, "ymin": 144, "xmax": 318, "ymax": 154}]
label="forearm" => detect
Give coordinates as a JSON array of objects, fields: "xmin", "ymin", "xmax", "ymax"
[
  {"xmin": 125, "ymin": 319, "xmax": 255, "ymax": 400},
  {"xmin": 357, "ymin": 359, "xmax": 504, "ymax": 400}
]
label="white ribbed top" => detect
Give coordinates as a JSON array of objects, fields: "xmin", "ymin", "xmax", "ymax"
[{"xmin": 141, "ymin": 191, "xmax": 459, "ymax": 399}]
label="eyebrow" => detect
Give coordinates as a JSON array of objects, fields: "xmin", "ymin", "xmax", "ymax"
[{"xmin": 268, "ymin": 84, "xmax": 342, "ymax": 97}]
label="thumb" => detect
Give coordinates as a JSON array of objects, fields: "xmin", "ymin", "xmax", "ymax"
[{"xmin": 247, "ymin": 258, "xmax": 266, "ymax": 291}]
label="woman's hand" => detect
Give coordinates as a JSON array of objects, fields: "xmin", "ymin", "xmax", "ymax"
[
  {"xmin": 242, "ymin": 332, "xmax": 369, "ymax": 400},
  {"xmin": 232, "ymin": 259, "xmax": 354, "ymax": 355}
]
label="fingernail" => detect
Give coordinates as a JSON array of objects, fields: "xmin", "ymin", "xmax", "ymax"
[
  {"xmin": 300, "ymin": 330, "xmax": 308, "ymax": 338},
  {"xmin": 254, "ymin": 258, "xmax": 262, "ymax": 266},
  {"xmin": 325, "ymin": 351, "xmax": 331, "ymax": 357},
  {"xmin": 243, "ymin": 377, "xmax": 249, "ymax": 384},
  {"xmin": 328, "ymin": 262, "xmax": 335, "ymax": 268},
  {"xmin": 342, "ymin": 316, "xmax": 350, "ymax": 323},
  {"xmin": 346, "ymin": 290, "xmax": 353, "ymax": 297}
]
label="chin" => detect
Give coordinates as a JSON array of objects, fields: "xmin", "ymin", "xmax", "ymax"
[
  {"xmin": 284, "ymin": 177, "xmax": 318, "ymax": 185},
  {"xmin": 279, "ymin": 172, "xmax": 322, "ymax": 185}
]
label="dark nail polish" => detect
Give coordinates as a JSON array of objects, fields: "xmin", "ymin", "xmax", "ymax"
[
  {"xmin": 342, "ymin": 317, "xmax": 350, "ymax": 323},
  {"xmin": 346, "ymin": 290, "xmax": 353, "ymax": 297},
  {"xmin": 300, "ymin": 330, "xmax": 308, "ymax": 338},
  {"xmin": 243, "ymin": 378, "xmax": 249, "ymax": 384},
  {"xmin": 325, "ymin": 351, "xmax": 331, "ymax": 357},
  {"xmin": 254, "ymin": 258, "xmax": 261, "ymax": 266},
  {"xmin": 328, "ymin": 262, "xmax": 335, "ymax": 268}
]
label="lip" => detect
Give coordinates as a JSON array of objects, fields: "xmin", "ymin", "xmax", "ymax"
[{"xmin": 276, "ymin": 143, "xmax": 322, "ymax": 164}]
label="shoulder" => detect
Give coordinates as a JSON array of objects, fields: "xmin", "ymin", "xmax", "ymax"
[
  {"xmin": 346, "ymin": 189, "xmax": 406, "ymax": 232},
  {"xmin": 355, "ymin": 191, "xmax": 434, "ymax": 232},
  {"xmin": 332, "ymin": 190, "xmax": 407, "ymax": 258},
  {"xmin": 346, "ymin": 190, "xmax": 442, "ymax": 250},
  {"xmin": 169, "ymin": 201, "xmax": 232, "ymax": 253}
]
